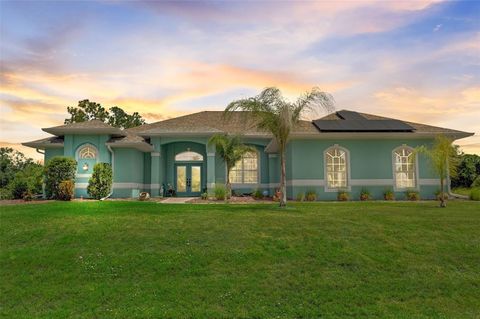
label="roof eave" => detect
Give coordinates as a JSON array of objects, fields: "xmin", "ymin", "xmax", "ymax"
[
  {"xmin": 21, "ymin": 142, "xmax": 64, "ymax": 149},
  {"xmin": 42, "ymin": 128, "xmax": 127, "ymax": 136}
]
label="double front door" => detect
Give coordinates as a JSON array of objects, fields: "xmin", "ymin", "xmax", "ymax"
[{"xmin": 175, "ymin": 164, "xmax": 202, "ymax": 196}]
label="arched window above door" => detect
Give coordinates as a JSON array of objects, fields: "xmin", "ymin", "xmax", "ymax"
[
  {"xmin": 175, "ymin": 151, "xmax": 204, "ymax": 161},
  {"xmin": 78, "ymin": 145, "xmax": 97, "ymax": 159}
]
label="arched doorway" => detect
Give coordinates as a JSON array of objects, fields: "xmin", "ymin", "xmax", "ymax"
[{"xmin": 174, "ymin": 151, "xmax": 204, "ymax": 196}]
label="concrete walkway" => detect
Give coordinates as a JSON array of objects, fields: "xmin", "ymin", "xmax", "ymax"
[{"xmin": 160, "ymin": 197, "xmax": 196, "ymax": 204}]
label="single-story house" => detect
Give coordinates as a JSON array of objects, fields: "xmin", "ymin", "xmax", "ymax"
[{"xmin": 23, "ymin": 110, "xmax": 473, "ymax": 200}]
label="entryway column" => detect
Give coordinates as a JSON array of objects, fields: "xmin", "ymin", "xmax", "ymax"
[
  {"xmin": 150, "ymin": 138, "xmax": 162, "ymax": 197},
  {"xmin": 206, "ymin": 144, "xmax": 216, "ymax": 194}
]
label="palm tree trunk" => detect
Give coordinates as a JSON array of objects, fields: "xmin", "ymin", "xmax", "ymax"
[
  {"xmin": 440, "ymin": 177, "xmax": 446, "ymax": 208},
  {"xmin": 279, "ymin": 149, "xmax": 287, "ymax": 207},
  {"xmin": 226, "ymin": 168, "xmax": 232, "ymax": 200}
]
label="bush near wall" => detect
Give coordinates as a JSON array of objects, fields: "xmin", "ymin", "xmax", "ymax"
[
  {"xmin": 44, "ymin": 157, "xmax": 77, "ymax": 199},
  {"xmin": 87, "ymin": 163, "xmax": 113, "ymax": 200},
  {"xmin": 58, "ymin": 180, "xmax": 75, "ymax": 201}
]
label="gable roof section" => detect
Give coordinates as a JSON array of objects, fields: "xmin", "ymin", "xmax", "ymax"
[{"xmin": 42, "ymin": 120, "xmax": 127, "ymax": 136}]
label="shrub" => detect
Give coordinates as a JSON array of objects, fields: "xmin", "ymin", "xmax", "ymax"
[
  {"xmin": 305, "ymin": 190, "xmax": 317, "ymax": 201},
  {"xmin": 359, "ymin": 188, "xmax": 371, "ymax": 201},
  {"xmin": 201, "ymin": 192, "xmax": 208, "ymax": 200},
  {"xmin": 472, "ymin": 176, "xmax": 480, "ymax": 188},
  {"xmin": 0, "ymin": 188, "xmax": 12, "ymax": 200},
  {"xmin": 58, "ymin": 180, "xmax": 75, "ymax": 201},
  {"xmin": 384, "ymin": 188, "xmax": 395, "ymax": 201},
  {"xmin": 139, "ymin": 192, "xmax": 150, "ymax": 201},
  {"xmin": 87, "ymin": 163, "xmax": 113, "ymax": 199},
  {"xmin": 296, "ymin": 192, "xmax": 305, "ymax": 202},
  {"xmin": 10, "ymin": 178, "xmax": 29, "ymax": 199},
  {"xmin": 337, "ymin": 190, "xmax": 349, "ymax": 201},
  {"xmin": 405, "ymin": 189, "xmax": 420, "ymax": 201},
  {"xmin": 214, "ymin": 184, "xmax": 226, "ymax": 201},
  {"xmin": 253, "ymin": 189, "xmax": 263, "ymax": 199},
  {"xmin": 470, "ymin": 188, "xmax": 480, "ymax": 201},
  {"xmin": 44, "ymin": 157, "xmax": 77, "ymax": 199}
]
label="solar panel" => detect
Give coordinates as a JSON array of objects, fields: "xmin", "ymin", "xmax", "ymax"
[
  {"xmin": 313, "ymin": 111, "xmax": 415, "ymax": 132},
  {"xmin": 336, "ymin": 110, "xmax": 366, "ymax": 121}
]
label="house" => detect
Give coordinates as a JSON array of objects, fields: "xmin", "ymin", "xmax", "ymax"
[{"xmin": 23, "ymin": 110, "xmax": 473, "ymax": 200}]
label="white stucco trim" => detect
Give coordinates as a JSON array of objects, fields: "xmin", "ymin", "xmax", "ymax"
[
  {"xmin": 207, "ymin": 152, "xmax": 216, "ymax": 157},
  {"xmin": 151, "ymin": 152, "xmax": 161, "ymax": 157},
  {"xmin": 76, "ymin": 174, "xmax": 92, "ymax": 178},
  {"xmin": 350, "ymin": 179, "xmax": 393, "ymax": 186},
  {"xmin": 287, "ymin": 179, "xmax": 325, "ymax": 187},
  {"xmin": 418, "ymin": 178, "xmax": 440, "ymax": 185}
]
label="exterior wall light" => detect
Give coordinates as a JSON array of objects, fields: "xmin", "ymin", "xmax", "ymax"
[{"xmin": 82, "ymin": 163, "xmax": 89, "ymax": 171}]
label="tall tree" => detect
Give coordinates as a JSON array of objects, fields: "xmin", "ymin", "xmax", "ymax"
[
  {"xmin": 417, "ymin": 135, "xmax": 459, "ymax": 207},
  {"xmin": 208, "ymin": 134, "xmax": 255, "ymax": 199},
  {"xmin": 64, "ymin": 100, "xmax": 145, "ymax": 129},
  {"xmin": 225, "ymin": 87, "xmax": 335, "ymax": 207}
]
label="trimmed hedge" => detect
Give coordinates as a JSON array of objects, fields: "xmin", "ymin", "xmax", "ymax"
[
  {"xmin": 44, "ymin": 157, "xmax": 77, "ymax": 199},
  {"xmin": 87, "ymin": 163, "xmax": 113, "ymax": 199}
]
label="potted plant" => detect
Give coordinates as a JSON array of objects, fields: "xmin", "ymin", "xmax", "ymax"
[
  {"xmin": 405, "ymin": 189, "xmax": 420, "ymax": 201},
  {"xmin": 383, "ymin": 188, "xmax": 395, "ymax": 201},
  {"xmin": 359, "ymin": 188, "xmax": 371, "ymax": 201},
  {"xmin": 337, "ymin": 189, "xmax": 349, "ymax": 201}
]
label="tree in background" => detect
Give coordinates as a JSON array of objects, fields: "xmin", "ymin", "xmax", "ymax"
[
  {"xmin": 451, "ymin": 153, "xmax": 480, "ymax": 188},
  {"xmin": 0, "ymin": 147, "xmax": 36, "ymax": 188},
  {"xmin": 64, "ymin": 99, "xmax": 145, "ymax": 129},
  {"xmin": 225, "ymin": 87, "xmax": 335, "ymax": 207},
  {"xmin": 208, "ymin": 134, "xmax": 255, "ymax": 199},
  {"xmin": 417, "ymin": 135, "xmax": 459, "ymax": 208}
]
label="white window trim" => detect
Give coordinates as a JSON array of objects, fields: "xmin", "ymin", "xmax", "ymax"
[
  {"xmin": 392, "ymin": 145, "xmax": 419, "ymax": 191},
  {"xmin": 75, "ymin": 143, "xmax": 99, "ymax": 176},
  {"xmin": 229, "ymin": 149, "xmax": 260, "ymax": 185},
  {"xmin": 323, "ymin": 144, "xmax": 351, "ymax": 192}
]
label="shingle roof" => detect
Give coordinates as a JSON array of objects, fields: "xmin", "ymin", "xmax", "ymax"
[
  {"xmin": 106, "ymin": 132, "xmax": 153, "ymax": 152},
  {"xmin": 127, "ymin": 111, "xmax": 317, "ymax": 136},
  {"xmin": 22, "ymin": 136, "xmax": 64, "ymax": 148},
  {"xmin": 43, "ymin": 120, "xmax": 126, "ymax": 136}
]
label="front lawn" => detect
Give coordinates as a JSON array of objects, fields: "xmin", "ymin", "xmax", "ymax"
[{"xmin": 1, "ymin": 201, "xmax": 479, "ymax": 318}]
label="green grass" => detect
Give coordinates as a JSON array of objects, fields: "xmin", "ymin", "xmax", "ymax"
[
  {"xmin": 453, "ymin": 187, "xmax": 480, "ymax": 200},
  {"xmin": 1, "ymin": 201, "xmax": 479, "ymax": 318}
]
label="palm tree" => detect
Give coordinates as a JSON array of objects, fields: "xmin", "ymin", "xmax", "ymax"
[
  {"xmin": 417, "ymin": 135, "xmax": 459, "ymax": 207},
  {"xmin": 225, "ymin": 87, "xmax": 335, "ymax": 207},
  {"xmin": 208, "ymin": 134, "xmax": 256, "ymax": 199}
]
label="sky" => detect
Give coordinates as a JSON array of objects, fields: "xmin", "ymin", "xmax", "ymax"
[{"xmin": 1, "ymin": 0, "xmax": 479, "ymax": 160}]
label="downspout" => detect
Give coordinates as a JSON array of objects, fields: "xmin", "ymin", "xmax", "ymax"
[{"xmin": 101, "ymin": 145, "xmax": 114, "ymax": 200}]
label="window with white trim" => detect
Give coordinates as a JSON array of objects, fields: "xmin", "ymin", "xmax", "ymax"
[
  {"xmin": 325, "ymin": 147, "xmax": 348, "ymax": 188},
  {"xmin": 394, "ymin": 147, "xmax": 416, "ymax": 188},
  {"xmin": 78, "ymin": 145, "xmax": 97, "ymax": 159},
  {"xmin": 175, "ymin": 151, "xmax": 203, "ymax": 161},
  {"xmin": 229, "ymin": 151, "xmax": 258, "ymax": 184}
]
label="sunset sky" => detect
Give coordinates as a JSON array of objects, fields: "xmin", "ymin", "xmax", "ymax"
[{"xmin": 1, "ymin": 0, "xmax": 479, "ymax": 160}]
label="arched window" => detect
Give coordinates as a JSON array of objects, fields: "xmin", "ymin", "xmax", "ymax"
[
  {"xmin": 230, "ymin": 151, "xmax": 258, "ymax": 184},
  {"xmin": 78, "ymin": 145, "xmax": 97, "ymax": 159},
  {"xmin": 393, "ymin": 146, "xmax": 416, "ymax": 189},
  {"xmin": 325, "ymin": 146, "xmax": 349, "ymax": 189},
  {"xmin": 175, "ymin": 151, "xmax": 203, "ymax": 161}
]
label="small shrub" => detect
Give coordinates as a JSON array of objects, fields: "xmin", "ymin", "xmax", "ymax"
[
  {"xmin": 359, "ymin": 188, "xmax": 371, "ymax": 201},
  {"xmin": 296, "ymin": 192, "xmax": 305, "ymax": 202},
  {"xmin": 0, "ymin": 188, "xmax": 12, "ymax": 200},
  {"xmin": 405, "ymin": 189, "xmax": 420, "ymax": 201},
  {"xmin": 58, "ymin": 180, "xmax": 75, "ymax": 201},
  {"xmin": 87, "ymin": 163, "xmax": 113, "ymax": 200},
  {"xmin": 305, "ymin": 190, "xmax": 317, "ymax": 201},
  {"xmin": 472, "ymin": 176, "xmax": 480, "ymax": 188},
  {"xmin": 23, "ymin": 190, "xmax": 34, "ymax": 201},
  {"xmin": 44, "ymin": 157, "xmax": 77, "ymax": 199},
  {"xmin": 384, "ymin": 188, "xmax": 395, "ymax": 201},
  {"xmin": 253, "ymin": 189, "xmax": 263, "ymax": 199},
  {"xmin": 337, "ymin": 190, "xmax": 349, "ymax": 201},
  {"xmin": 470, "ymin": 188, "xmax": 480, "ymax": 201},
  {"xmin": 10, "ymin": 178, "xmax": 29, "ymax": 199},
  {"xmin": 214, "ymin": 184, "xmax": 226, "ymax": 201},
  {"xmin": 201, "ymin": 192, "xmax": 208, "ymax": 200}
]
